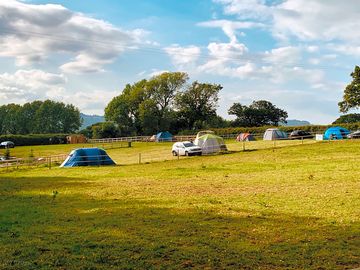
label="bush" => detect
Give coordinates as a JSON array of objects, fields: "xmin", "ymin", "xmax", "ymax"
[{"xmin": 0, "ymin": 134, "xmax": 68, "ymax": 146}]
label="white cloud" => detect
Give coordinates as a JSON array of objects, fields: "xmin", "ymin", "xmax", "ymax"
[
  {"xmin": 164, "ymin": 45, "xmax": 201, "ymax": 67},
  {"xmin": 0, "ymin": 0, "xmax": 147, "ymax": 73},
  {"xmin": 0, "ymin": 69, "xmax": 117, "ymax": 114},
  {"xmin": 0, "ymin": 69, "xmax": 67, "ymax": 103},
  {"xmin": 214, "ymin": 0, "xmax": 271, "ymax": 20},
  {"xmin": 273, "ymin": 0, "xmax": 360, "ymax": 42},
  {"xmin": 215, "ymin": 0, "xmax": 360, "ymax": 45},
  {"xmin": 198, "ymin": 19, "xmax": 264, "ymax": 42},
  {"xmin": 263, "ymin": 46, "xmax": 301, "ymax": 66},
  {"xmin": 328, "ymin": 45, "xmax": 360, "ymax": 57}
]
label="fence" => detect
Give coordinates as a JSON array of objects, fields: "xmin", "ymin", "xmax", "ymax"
[
  {"xmin": 87, "ymin": 130, "xmax": 333, "ymax": 143},
  {"xmin": 1, "ymin": 130, "xmax": 358, "ymax": 173},
  {"xmin": 0, "ymin": 154, "xmax": 67, "ymax": 172}
]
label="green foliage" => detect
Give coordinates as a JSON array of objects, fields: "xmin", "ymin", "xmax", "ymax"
[
  {"xmin": 229, "ymin": 100, "xmax": 288, "ymax": 127},
  {"xmin": 105, "ymin": 72, "xmax": 225, "ymax": 137},
  {"xmin": 80, "ymin": 122, "xmax": 121, "ymax": 139},
  {"xmin": 333, "ymin": 113, "xmax": 360, "ymax": 124},
  {"xmin": 339, "ymin": 65, "xmax": 360, "ymax": 113},
  {"xmin": 105, "ymin": 72, "xmax": 190, "ymax": 136},
  {"xmin": 0, "ymin": 100, "xmax": 82, "ymax": 135},
  {"xmin": 175, "ymin": 81, "xmax": 222, "ymax": 130},
  {"xmin": 0, "ymin": 134, "xmax": 67, "ymax": 146}
]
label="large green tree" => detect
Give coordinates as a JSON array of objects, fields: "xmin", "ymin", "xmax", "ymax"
[
  {"xmin": 175, "ymin": 81, "xmax": 222, "ymax": 129},
  {"xmin": 229, "ymin": 100, "xmax": 288, "ymax": 127},
  {"xmin": 333, "ymin": 113, "xmax": 360, "ymax": 124},
  {"xmin": 0, "ymin": 100, "xmax": 81, "ymax": 135},
  {"xmin": 339, "ymin": 65, "xmax": 360, "ymax": 113},
  {"xmin": 105, "ymin": 72, "xmax": 188, "ymax": 135}
]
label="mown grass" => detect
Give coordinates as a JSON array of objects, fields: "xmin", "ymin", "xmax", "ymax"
[
  {"xmin": 0, "ymin": 140, "xmax": 359, "ymax": 269},
  {"xmin": 3, "ymin": 138, "xmax": 317, "ymax": 165}
]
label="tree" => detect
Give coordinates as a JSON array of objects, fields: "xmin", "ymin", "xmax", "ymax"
[
  {"xmin": 229, "ymin": 100, "xmax": 288, "ymax": 127},
  {"xmin": 0, "ymin": 100, "xmax": 81, "ymax": 135},
  {"xmin": 105, "ymin": 79, "xmax": 149, "ymax": 135},
  {"xmin": 18, "ymin": 101, "xmax": 43, "ymax": 134},
  {"xmin": 339, "ymin": 65, "xmax": 360, "ymax": 113},
  {"xmin": 92, "ymin": 122, "xmax": 120, "ymax": 139},
  {"xmin": 1, "ymin": 104, "xmax": 22, "ymax": 134},
  {"xmin": 33, "ymin": 100, "xmax": 81, "ymax": 133},
  {"xmin": 147, "ymin": 72, "xmax": 189, "ymax": 115},
  {"xmin": 105, "ymin": 72, "xmax": 188, "ymax": 135},
  {"xmin": 175, "ymin": 81, "xmax": 222, "ymax": 129},
  {"xmin": 333, "ymin": 113, "xmax": 360, "ymax": 124}
]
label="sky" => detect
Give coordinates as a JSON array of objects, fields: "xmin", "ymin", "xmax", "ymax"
[{"xmin": 0, "ymin": 0, "xmax": 359, "ymax": 124}]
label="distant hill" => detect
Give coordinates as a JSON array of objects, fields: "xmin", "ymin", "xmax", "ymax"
[
  {"xmin": 281, "ymin": 119, "xmax": 311, "ymax": 126},
  {"xmin": 80, "ymin": 113, "xmax": 105, "ymax": 129}
]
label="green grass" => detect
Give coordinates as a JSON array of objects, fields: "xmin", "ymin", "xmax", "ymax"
[
  {"xmin": 0, "ymin": 140, "xmax": 359, "ymax": 269},
  {"xmin": 3, "ymin": 139, "xmax": 317, "ymax": 165}
]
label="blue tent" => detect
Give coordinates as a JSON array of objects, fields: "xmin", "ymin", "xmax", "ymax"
[
  {"xmin": 60, "ymin": 148, "xmax": 116, "ymax": 167},
  {"xmin": 155, "ymin": 131, "xmax": 173, "ymax": 142},
  {"xmin": 323, "ymin": 126, "xmax": 350, "ymax": 140}
]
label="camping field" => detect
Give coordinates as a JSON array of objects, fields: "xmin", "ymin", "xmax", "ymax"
[{"xmin": 0, "ymin": 140, "xmax": 359, "ymax": 269}]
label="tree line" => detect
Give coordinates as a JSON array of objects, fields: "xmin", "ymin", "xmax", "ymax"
[
  {"xmin": 0, "ymin": 100, "xmax": 81, "ymax": 135},
  {"xmin": 99, "ymin": 72, "xmax": 288, "ymax": 137},
  {"xmin": 2, "ymin": 65, "xmax": 360, "ymax": 137}
]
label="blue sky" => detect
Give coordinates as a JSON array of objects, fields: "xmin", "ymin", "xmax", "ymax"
[{"xmin": 1, "ymin": 0, "xmax": 360, "ymax": 124}]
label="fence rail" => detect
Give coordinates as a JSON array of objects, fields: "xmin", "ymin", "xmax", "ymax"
[
  {"xmin": 1, "ymin": 130, "xmax": 359, "ymax": 173},
  {"xmin": 86, "ymin": 130, "xmax": 344, "ymax": 144}
]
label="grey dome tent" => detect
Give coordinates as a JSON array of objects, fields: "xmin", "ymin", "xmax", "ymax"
[
  {"xmin": 263, "ymin": 128, "xmax": 288, "ymax": 141},
  {"xmin": 60, "ymin": 148, "xmax": 115, "ymax": 167}
]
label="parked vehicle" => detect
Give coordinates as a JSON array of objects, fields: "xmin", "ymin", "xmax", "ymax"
[
  {"xmin": 172, "ymin": 141, "xmax": 202, "ymax": 156},
  {"xmin": 0, "ymin": 141, "xmax": 15, "ymax": 148},
  {"xmin": 347, "ymin": 130, "xmax": 360, "ymax": 139},
  {"xmin": 289, "ymin": 130, "xmax": 314, "ymax": 140}
]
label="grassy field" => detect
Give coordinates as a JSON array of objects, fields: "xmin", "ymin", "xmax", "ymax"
[
  {"xmin": 2, "ymin": 138, "xmax": 317, "ymax": 165},
  {"xmin": 0, "ymin": 140, "xmax": 359, "ymax": 269}
]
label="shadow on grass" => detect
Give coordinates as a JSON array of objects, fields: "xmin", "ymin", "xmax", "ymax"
[{"xmin": 0, "ymin": 177, "xmax": 359, "ymax": 270}]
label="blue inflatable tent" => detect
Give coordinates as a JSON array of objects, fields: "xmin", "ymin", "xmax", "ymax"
[
  {"xmin": 155, "ymin": 131, "xmax": 173, "ymax": 142},
  {"xmin": 60, "ymin": 148, "xmax": 116, "ymax": 167},
  {"xmin": 323, "ymin": 126, "xmax": 350, "ymax": 140}
]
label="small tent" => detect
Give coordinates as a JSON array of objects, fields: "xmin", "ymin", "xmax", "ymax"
[
  {"xmin": 149, "ymin": 135, "xmax": 156, "ymax": 142},
  {"xmin": 195, "ymin": 134, "xmax": 227, "ymax": 154},
  {"xmin": 156, "ymin": 131, "xmax": 173, "ymax": 142},
  {"xmin": 323, "ymin": 126, "xmax": 350, "ymax": 140},
  {"xmin": 60, "ymin": 148, "xmax": 116, "ymax": 167},
  {"xmin": 263, "ymin": 128, "xmax": 288, "ymax": 141},
  {"xmin": 236, "ymin": 133, "xmax": 256, "ymax": 142}
]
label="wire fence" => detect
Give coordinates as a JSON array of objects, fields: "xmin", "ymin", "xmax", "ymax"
[{"xmin": 1, "ymin": 130, "xmax": 359, "ymax": 173}]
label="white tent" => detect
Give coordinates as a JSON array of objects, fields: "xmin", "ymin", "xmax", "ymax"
[
  {"xmin": 263, "ymin": 128, "xmax": 288, "ymax": 141},
  {"xmin": 194, "ymin": 130, "xmax": 214, "ymax": 145},
  {"xmin": 196, "ymin": 134, "xmax": 227, "ymax": 154}
]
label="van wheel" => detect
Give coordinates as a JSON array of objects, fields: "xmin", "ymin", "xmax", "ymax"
[{"xmin": 172, "ymin": 151, "xmax": 177, "ymax": 156}]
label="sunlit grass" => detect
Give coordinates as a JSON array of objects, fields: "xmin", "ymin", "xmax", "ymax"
[{"xmin": 0, "ymin": 140, "xmax": 359, "ymax": 269}]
